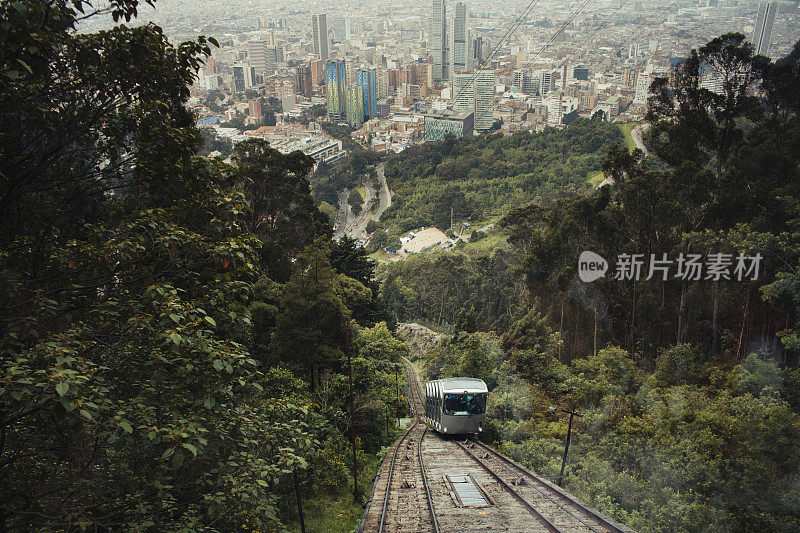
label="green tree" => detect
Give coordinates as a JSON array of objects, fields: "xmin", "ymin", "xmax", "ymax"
[
  {"xmin": 273, "ymin": 242, "xmax": 348, "ymax": 389},
  {"xmin": 0, "ymin": 1, "xmax": 324, "ymax": 529},
  {"xmin": 233, "ymin": 138, "xmax": 330, "ymax": 281},
  {"xmin": 349, "ymin": 188, "xmax": 364, "ymax": 215}
]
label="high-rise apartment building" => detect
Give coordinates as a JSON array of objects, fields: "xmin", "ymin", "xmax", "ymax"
[
  {"xmin": 512, "ymin": 70, "xmax": 536, "ymax": 94},
  {"xmin": 346, "ymin": 84, "xmax": 364, "ymax": 128},
  {"xmin": 431, "ymin": 0, "xmax": 448, "ymax": 81},
  {"xmin": 751, "ymin": 2, "xmax": 776, "ymax": 56},
  {"xmin": 356, "ymin": 68, "xmax": 378, "ymax": 120},
  {"xmin": 452, "ymin": 2, "xmax": 468, "ymax": 73},
  {"xmin": 410, "ymin": 61, "xmax": 434, "ymax": 93},
  {"xmin": 312, "ymin": 14, "xmax": 329, "ymax": 60},
  {"xmin": 623, "ymin": 66, "xmax": 638, "ymax": 89},
  {"xmin": 376, "ymin": 68, "xmax": 389, "ymax": 99},
  {"xmin": 536, "ymin": 69, "xmax": 557, "ymax": 96},
  {"xmin": 295, "ymin": 64, "xmax": 313, "ymax": 98},
  {"xmin": 248, "ymin": 41, "xmax": 269, "ymax": 77},
  {"xmin": 232, "ymin": 64, "xmax": 256, "ymax": 93},
  {"xmin": 326, "ymin": 59, "xmax": 347, "ymax": 122},
  {"xmin": 345, "ymin": 60, "xmax": 357, "ymax": 85},
  {"xmin": 452, "ymin": 69, "xmax": 495, "ymax": 130},
  {"xmin": 310, "ymin": 59, "xmax": 326, "ymax": 87},
  {"xmin": 331, "ymin": 15, "xmax": 351, "ymax": 42},
  {"xmin": 473, "ymin": 69, "xmax": 495, "ymax": 130},
  {"xmin": 452, "ymin": 73, "xmax": 474, "ymax": 115}
]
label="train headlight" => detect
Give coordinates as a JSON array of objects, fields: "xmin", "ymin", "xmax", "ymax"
[
  {"xmin": 478, "ymin": 426, "xmax": 483, "ymax": 432},
  {"xmin": 443, "ymin": 427, "xmax": 447, "ymax": 433}
]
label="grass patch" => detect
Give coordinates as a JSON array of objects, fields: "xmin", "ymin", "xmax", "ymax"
[
  {"xmin": 587, "ymin": 170, "xmax": 604, "ymax": 188},
  {"xmin": 286, "ymin": 493, "xmax": 364, "ymax": 533},
  {"xmin": 368, "ymin": 249, "xmax": 391, "ymax": 261},
  {"xmin": 463, "ymin": 229, "xmax": 510, "ymax": 254},
  {"xmin": 357, "ymin": 187, "xmax": 366, "ymax": 201},
  {"xmin": 617, "ymin": 122, "xmax": 643, "ymax": 153}
]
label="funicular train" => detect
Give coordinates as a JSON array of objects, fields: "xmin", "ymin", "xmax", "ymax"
[{"xmin": 424, "ymin": 377, "xmax": 488, "ymax": 435}]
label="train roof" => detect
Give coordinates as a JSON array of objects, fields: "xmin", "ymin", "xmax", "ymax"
[{"xmin": 432, "ymin": 377, "xmax": 488, "ymax": 393}]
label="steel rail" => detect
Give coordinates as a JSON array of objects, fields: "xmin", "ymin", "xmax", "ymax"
[
  {"xmin": 378, "ymin": 419, "xmax": 418, "ymax": 533},
  {"xmin": 469, "ymin": 438, "xmax": 629, "ymax": 533},
  {"xmin": 455, "ymin": 439, "xmax": 563, "ymax": 533},
  {"xmin": 406, "ymin": 361, "xmax": 440, "ymax": 533},
  {"xmin": 412, "ymin": 392, "xmax": 440, "ymax": 533},
  {"xmin": 378, "ymin": 360, "xmax": 439, "ymax": 533}
]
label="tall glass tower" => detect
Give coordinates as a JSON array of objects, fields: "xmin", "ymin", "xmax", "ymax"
[
  {"xmin": 751, "ymin": 2, "xmax": 776, "ymax": 57},
  {"xmin": 356, "ymin": 68, "xmax": 377, "ymax": 120},
  {"xmin": 326, "ymin": 59, "xmax": 347, "ymax": 122},
  {"xmin": 432, "ymin": 0, "xmax": 448, "ymax": 82},
  {"xmin": 312, "ymin": 14, "xmax": 329, "ymax": 60},
  {"xmin": 453, "ymin": 2, "xmax": 468, "ymax": 73}
]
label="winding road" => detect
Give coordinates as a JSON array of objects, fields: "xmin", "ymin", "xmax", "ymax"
[
  {"xmin": 334, "ymin": 163, "xmax": 392, "ymax": 240},
  {"xmin": 630, "ymin": 123, "xmax": 650, "ymax": 155}
]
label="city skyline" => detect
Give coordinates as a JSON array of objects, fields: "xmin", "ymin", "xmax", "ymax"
[{"xmin": 146, "ymin": 0, "xmax": 800, "ymax": 152}]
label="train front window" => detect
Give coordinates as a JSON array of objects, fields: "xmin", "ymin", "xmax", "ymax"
[{"xmin": 443, "ymin": 393, "xmax": 486, "ymax": 415}]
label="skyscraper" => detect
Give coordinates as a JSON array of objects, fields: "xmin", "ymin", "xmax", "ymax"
[
  {"xmin": 331, "ymin": 15, "xmax": 351, "ymax": 43},
  {"xmin": 452, "ymin": 70, "xmax": 494, "ymax": 130},
  {"xmin": 312, "ymin": 14, "xmax": 329, "ymax": 60},
  {"xmin": 356, "ymin": 68, "xmax": 377, "ymax": 120},
  {"xmin": 248, "ymin": 40, "xmax": 269, "ymax": 77},
  {"xmin": 751, "ymin": 2, "xmax": 776, "ymax": 56},
  {"xmin": 452, "ymin": 73, "xmax": 474, "ymax": 115},
  {"xmin": 453, "ymin": 2, "xmax": 468, "ymax": 73},
  {"xmin": 232, "ymin": 64, "xmax": 256, "ymax": 93},
  {"xmin": 232, "ymin": 64, "xmax": 246, "ymax": 93},
  {"xmin": 473, "ymin": 69, "xmax": 495, "ymax": 131},
  {"xmin": 326, "ymin": 59, "xmax": 347, "ymax": 122},
  {"xmin": 346, "ymin": 84, "xmax": 364, "ymax": 128},
  {"xmin": 473, "ymin": 36, "xmax": 483, "ymax": 65},
  {"xmin": 295, "ymin": 64, "xmax": 313, "ymax": 98},
  {"xmin": 431, "ymin": 0, "xmax": 448, "ymax": 81}
]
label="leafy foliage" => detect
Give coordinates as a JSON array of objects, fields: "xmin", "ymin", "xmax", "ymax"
[
  {"xmin": 0, "ymin": 2, "xmax": 403, "ymax": 530},
  {"xmin": 381, "ymin": 118, "xmax": 622, "ymax": 231}
]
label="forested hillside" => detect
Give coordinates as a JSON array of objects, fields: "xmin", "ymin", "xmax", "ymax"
[
  {"xmin": 0, "ymin": 2, "xmax": 405, "ymax": 530},
  {"xmin": 392, "ymin": 34, "xmax": 800, "ymax": 532},
  {"xmin": 379, "ymin": 118, "xmax": 623, "ymax": 232}
]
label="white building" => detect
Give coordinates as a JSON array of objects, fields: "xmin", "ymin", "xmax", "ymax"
[
  {"xmin": 452, "ymin": 70, "xmax": 496, "ymax": 130},
  {"xmin": 543, "ymin": 93, "xmax": 579, "ymax": 126},
  {"xmin": 474, "ymin": 69, "xmax": 495, "ymax": 131}
]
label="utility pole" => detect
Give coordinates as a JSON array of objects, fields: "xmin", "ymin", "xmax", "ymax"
[
  {"xmin": 345, "ymin": 317, "xmax": 360, "ymax": 502},
  {"xmin": 293, "ymin": 469, "xmax": 306, "ymax": 533},
  {"xmin": 558, "ymin": 407, "xmax": 581, "ymax": 487}
]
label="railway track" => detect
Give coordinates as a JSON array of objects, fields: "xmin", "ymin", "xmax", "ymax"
[
  {"xmin": 362, "ymin": 359, "xmax": 633, "ymax": 533},
  {"xmin": 364, "ymin": 359, "xmax": 439, "ymax": 533},
  {"xmin": 454, "ymin": 438, "xmax": 631, "ymax": 533}
]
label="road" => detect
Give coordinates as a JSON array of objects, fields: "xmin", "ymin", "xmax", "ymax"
[
  {"xmin": 334, "ymin": 163, "xmax": 392, "ymax": 240},
  {"xmin": 631, "ymin": 123, "xmax": 650, "ymax": 156}
]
